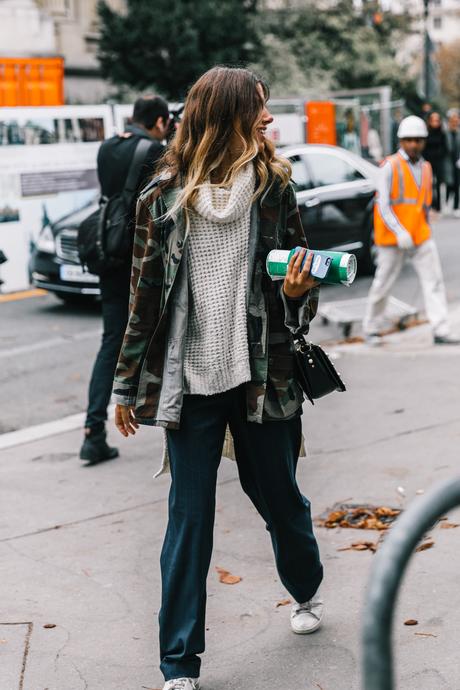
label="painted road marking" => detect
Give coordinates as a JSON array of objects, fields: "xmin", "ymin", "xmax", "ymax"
[
  {"xmin": 0, "ymin": 405, "xmax": 115, "ymax": 451},
  {"xmin": 0, "ymin": 289, "xmax": 47, "ymax": 303},
  {"xmin": 0, "ymin": 329, "xmax": 102, "ymax": 360}
]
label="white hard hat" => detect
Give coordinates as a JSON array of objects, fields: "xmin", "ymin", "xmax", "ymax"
[{"xmin": 397, "ymin": 115, "xmax": 428, "ymax": 139}]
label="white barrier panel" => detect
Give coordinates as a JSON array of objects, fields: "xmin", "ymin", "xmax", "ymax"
[{"xmin": 0, "ymin": 105, "xmax": 114, "ymax": 293}]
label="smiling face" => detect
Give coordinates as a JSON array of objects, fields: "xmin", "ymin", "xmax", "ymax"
[{"xmin": 255, "ymin": 82, "xmax": 274, "ymax": 148}]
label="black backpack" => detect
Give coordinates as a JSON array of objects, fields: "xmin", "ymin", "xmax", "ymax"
[{"xmin": 77, "ymin": 138, "xmax": 151, "ymax": 276}]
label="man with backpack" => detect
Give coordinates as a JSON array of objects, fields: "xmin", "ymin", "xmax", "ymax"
[{"xmin": 79, "ymin": 95, "xmax": 170, "ymax": 465}]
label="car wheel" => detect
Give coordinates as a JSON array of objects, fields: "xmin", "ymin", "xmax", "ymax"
[{"xmin": 359, "ymin": 216, "xmax": 377, "ymax": 275}]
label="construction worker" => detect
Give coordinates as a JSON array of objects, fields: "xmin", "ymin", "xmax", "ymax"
[{"xmin": 364, "ymin": 115, "xmax": 459, "ymax": 346}]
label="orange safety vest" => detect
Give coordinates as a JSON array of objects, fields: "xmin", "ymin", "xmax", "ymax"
[{"xmin": 374, "ymin": 153, "xmax": 432, "ymax": 246}]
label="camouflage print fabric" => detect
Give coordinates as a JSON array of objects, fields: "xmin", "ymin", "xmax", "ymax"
[{"xmin": 112, "ymin": 176, "xmax": 319, "ymax": 428}]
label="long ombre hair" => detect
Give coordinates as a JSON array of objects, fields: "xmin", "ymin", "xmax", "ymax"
[{"xmin": 159, "ymin": 66, "xmax": 291, "ymax": 218}]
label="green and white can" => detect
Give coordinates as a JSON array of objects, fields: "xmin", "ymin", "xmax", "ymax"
[{"xmin": 266, "ymin": 247, "xmax": 357, "ymax": 286}]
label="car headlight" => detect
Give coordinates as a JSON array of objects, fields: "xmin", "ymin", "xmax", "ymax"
[{"xmin": 36, "ymin": 226, "xmax": 55, "ymax": 254}]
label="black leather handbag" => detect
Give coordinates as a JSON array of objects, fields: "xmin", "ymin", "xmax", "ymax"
[{"xmin": 293, "ymin": 334, "xmax": 346, "ymax": 405}]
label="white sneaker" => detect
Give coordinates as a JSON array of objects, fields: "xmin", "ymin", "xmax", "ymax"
[
  {"xmin": 364, "ymin": 333, "xmax": 383, "ymax": 347},
  {"xmin": 163, "ymin": 679, "xmax": 200, "ymax": 690},
  {"xmin": 291, "ymin": 595, "xmax": 324, "ymax": 634}
]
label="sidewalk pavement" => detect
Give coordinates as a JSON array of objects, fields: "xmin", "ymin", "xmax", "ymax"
[{"xmin": 2, "ymin": 314, "xmax": 460, "ymax": 690}]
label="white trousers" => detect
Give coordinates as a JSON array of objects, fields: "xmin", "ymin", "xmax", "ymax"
[{"xmin": 363, "ymin": 239, "xmax": 449, "ymax": 337}]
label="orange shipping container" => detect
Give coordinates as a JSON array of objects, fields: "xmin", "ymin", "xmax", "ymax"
[{"xmin": 0, "ymin": 57, "xmax": 64, "ymax": 107}]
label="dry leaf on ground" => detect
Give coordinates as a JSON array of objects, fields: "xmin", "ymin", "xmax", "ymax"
[
  {"xmin": 440, "ymin": 522, "xmax": 460, "ymax": 529},
  {"xmin": 215, "ymin": 566, "xmax": 242, "ymax": 585},
  {"xmin": 43, "ymin": 624, "xmax": 56, "ymax": 629},
  {"xmin": 276, "ymin": 599, "xmax": 292, "ymax": 607},
  {"xmin": 414, "ymin": 632, "xmax": 437, "ymax": 638},
  {"xmin": 337, "ymin": 541, "xmax": 377, "ymax": 553},
  {"xmin": 404, "ymin": 619, "xmax": 418, "ymax": 626},
  {"xmin": 317, "ymin": 503, "xmax": 401, "ymax": 531},
  {"xmin": 415, "ymin": 539, "xmax": 435, "ymax": 552}
]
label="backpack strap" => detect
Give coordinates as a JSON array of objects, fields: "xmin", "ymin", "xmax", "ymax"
[{"xmin": 122, "ymin": 137, "xmax": 153, "ymax": 201}]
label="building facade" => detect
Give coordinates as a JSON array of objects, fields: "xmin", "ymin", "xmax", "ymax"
[{"xmin": 0, "ymin": 0, "xmax": 125, "ymax": 103}]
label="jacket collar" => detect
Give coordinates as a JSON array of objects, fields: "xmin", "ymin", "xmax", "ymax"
[{"xmin": 125, "ymin": 124, "xmax": 155, "ymax": 140}]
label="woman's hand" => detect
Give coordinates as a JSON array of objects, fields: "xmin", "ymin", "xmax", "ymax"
[
  {"xmin": 115, "ymin": 404, "xmax": 139, "ymax": 437},
  {"xmin": 283, "ymin": 248, "xmax": 318, "ymax": 299}
]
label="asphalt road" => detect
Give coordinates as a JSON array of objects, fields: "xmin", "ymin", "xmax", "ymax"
[{"xmin": 1, "ymin": 216, "xmax": 459, "ymax": 434}]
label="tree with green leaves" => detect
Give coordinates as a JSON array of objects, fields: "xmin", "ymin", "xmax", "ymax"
[
  {"xmin": 97, "ymin": 0, "xmax": 261, "ymax": 100},
  {"xmin": 254, "ymin": 0, "xmax": 418, "ymax": 101}
]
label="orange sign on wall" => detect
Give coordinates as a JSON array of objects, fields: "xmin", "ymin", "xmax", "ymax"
[
  {"xmin": 0, "ymin": 57, "xmax": 64, "ymax": 107},
  {"xmin": 305, "ymin": 101, "xmax": 337, "ymax": 146}
]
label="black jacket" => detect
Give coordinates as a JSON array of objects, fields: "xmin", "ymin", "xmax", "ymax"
[
  {"xmin": 97, "ymin": 124, "xmax": 164, "ymax": 200},
  {"xmin": 96, "ymin": 124, "xmax": 164, "ymax": 275},
  {"xmin": 424, "ymin": 127, "xmax": 447, "ymax": 170}
]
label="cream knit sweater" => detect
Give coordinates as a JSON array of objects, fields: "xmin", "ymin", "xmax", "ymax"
[{"xmin": 183, "ymin": 163, "xmax": 255, "ymax": 395}]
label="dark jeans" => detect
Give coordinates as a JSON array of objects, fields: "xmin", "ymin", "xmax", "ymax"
[
  {"xmin": 160, "ymin": 387, "xmax": 323, "ymax": 681},
  {"xmin": 430, "ymin": 161, "xmax": 444, "ymax": 212},
  {"xmin": 446, "ymin": 166, "xmax": 460, "ymax": 210},
  {"xmin": 84, "ymin": 265, "xmax": 131, "ymax": 434}
]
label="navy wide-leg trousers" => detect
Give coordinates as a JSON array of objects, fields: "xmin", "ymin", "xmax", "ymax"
[{"xmin": 160, "ymin": 386, "xmax": 323, "ymax": 681}]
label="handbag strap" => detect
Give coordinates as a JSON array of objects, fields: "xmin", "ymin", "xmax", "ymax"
[{"xmin": 122, "ymin": 137, "xmax": 152, "ymax": 201}]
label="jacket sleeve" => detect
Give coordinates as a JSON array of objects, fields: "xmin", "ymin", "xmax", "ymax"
[
  {"xmin": 112, "ymin": 192, "xmax": 164, "ymax": 406},
  {"xmin": 279, "ymin": 183, "xmax": 320, "ymax": 336}
]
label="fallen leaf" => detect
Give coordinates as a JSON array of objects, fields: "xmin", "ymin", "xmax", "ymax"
[
  {"xmin": 375, "ymin": 506, "xmax": 400, "ymax": 517},
  {"xmin": 414, "ymin": 632, "xmax": 437, "ymax": 638},
  {"xmin": 0, "ymin": 639, "xmax": 7, "ymax": 644},
  {"xmin": 337, "ymin": 541, "xmax": 377, "ymax": 553},
  {"xmin": 415, "ymin": 539, "xmax": 435, "ymax": 552},
  {"xmin": 276, "ymin": 599, "xmax": 292, "ymax": 607},
  {"xmin": 43, "ymin": 623, "xmax": 56, "ymax": 629},
  {"xmin": 215, "ymin": 566, "xmax": 242, "ymax": 585},
  {"xmin": 416, "ymin": 489, "xmax": 425, "ymax": 495},
  {"xmin": 318, "ymin": 503, "xmax": 401, "ymax": 530},
  {"xmin": 440, "ymin": 522, "xmax": 460, "ymax": 529},
  {"xmin": 404, "ymin": 619, "xmax": 418, "ymax": 626}
]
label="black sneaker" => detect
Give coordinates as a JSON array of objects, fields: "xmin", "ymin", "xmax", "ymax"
[
  {"xmin": 79, "ymin": 430, "xmax": 119, "ymax": 465},
  {"xmin": 434, "ymin": 335, "xmax": 460, "ymax": 345}
]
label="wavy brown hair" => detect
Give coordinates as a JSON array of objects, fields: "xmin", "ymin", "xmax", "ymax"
[{"xmin": 159, "ymin": 66, "xmax": 291, "ymax": 218}]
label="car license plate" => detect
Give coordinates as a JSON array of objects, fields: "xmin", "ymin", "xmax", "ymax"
[{"xmin": 59, "ymin": 264, "xmax": 100, "ymax": 283}]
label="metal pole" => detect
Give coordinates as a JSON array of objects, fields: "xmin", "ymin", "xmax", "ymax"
[
  {"xmin": 424, "ymin": 0, "xmax": 430, "ymax": 101},
  {"xmin": 362, "ymin": 477, "xmax": 460, "ymax": 690}
]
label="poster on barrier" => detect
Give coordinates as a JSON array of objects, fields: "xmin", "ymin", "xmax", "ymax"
[{"xmin": 0, "ymin": 105, "xmax": 113, "ymax": 292}]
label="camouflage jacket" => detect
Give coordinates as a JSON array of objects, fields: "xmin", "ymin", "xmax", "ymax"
[{"xmin": 112, "ymin": 176, "xmax": 319, "ymax": 428}]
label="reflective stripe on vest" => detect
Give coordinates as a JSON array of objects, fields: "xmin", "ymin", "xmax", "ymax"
[
  {"xmin": 389, "ymin": 154, "xmax": 431, "ymax": 206},
  {"xmin": 374, "ymin": 153, "xmax": 432, "ymax": 246}
]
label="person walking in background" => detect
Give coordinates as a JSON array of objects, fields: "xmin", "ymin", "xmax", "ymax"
[
  {"xmin": 444, "ymin": 108, "xmax": 460, "ymax": 217},
  {"xmin": 364, "ymin": 115, "xmax": 459, "ymax": 347},
  {"xmin": 113, "ymin": 67, "xmax": 324, "ymax": 690},
  {"xmin": 424, "ymin": 111, "xmax": 447, "ymax": 212},
  {"xmin": 79, "ymin": 95, "xmax": 170, "ymax": 465}
]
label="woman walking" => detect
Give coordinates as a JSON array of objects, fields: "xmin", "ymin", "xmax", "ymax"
[
  {"xmin": 424, "ymin": 111, "xmax": 447, "ymax": 212},
  {"xmin": 113, "ymin": 67, "xmax": 323, "ymax": 690}
]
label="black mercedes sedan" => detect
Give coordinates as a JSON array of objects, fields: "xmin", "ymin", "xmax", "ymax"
[
  {"xmin": 30, "ymin": 197, "xmax": 100, "ymax": 303},
  {"xmin": 30, "ymin": 144, "xmax": 379, "ymax": 301},
  {"xmin": 283, "ymin": 144, "xmax": 379, "ymax": 274}
]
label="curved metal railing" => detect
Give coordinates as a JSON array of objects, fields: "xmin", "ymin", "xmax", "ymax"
[{"xmin": 362, "ymin": 477, "xmax": 460, "ymax": 689}]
